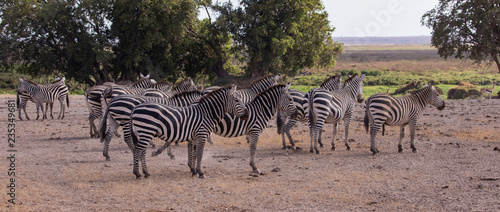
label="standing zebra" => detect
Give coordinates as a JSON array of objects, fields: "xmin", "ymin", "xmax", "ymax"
[
  {"xmin": 277, "ymin": 75, "xmax": 343, "ymax": 150},
  {"xmin": 84, "ymin": 75, "xmax": 154, "ymax": 137},
  {"xmin": 305, "ymin": 74, "xmax": 365, "ymax": 154},
  {"xmin": 185, "ymin": 84, "xmax": 297, "ymax": 174},
  {"xmin": 17, "ymin": 78, "xmax": 70, "ymax": 120},
  {"xmin": 364, "ymin": 84, "xmax": 445, "ymax": 154},
  {"xmin": 99, "ymin": 90, "xmax": 203, "ymax": 161},
  {"xmin": 17, "ymin": 77, "xmax": 66, "ymax": 120},
  {"xmin": 129, "ymin": 85, "xmax": 249, "ymax": 179}
]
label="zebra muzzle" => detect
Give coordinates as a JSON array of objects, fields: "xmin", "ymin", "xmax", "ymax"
[{"xmin": 240, "ymin": 110, "xmax": 249, "ymax": 120}]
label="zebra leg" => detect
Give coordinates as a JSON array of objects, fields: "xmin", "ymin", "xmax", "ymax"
[
  {"xmin": 409, "ymin": 122, "xmax": 418, "ymax": 153},
  {"xmin": 187, "ymin": 141, "xmax": 197, "ymax": 176},
  {"xmin": 195, "ymin": 138, "xmax": 207, "ymax": 179},
  {"xmin": 166, "ymin": 146, "xmax": 175, "ymax": 160},
  {"xmin": 35, "ymin": 103, "xmax": 41, "ymax": 120},
  {"xmin": 132, "ymin": 148, "xmax": 142, "ymax": 179},
  {"xmin": 398, "ymin": 124, "xmax": 407, "ymax": 153},
  {"xmin": 102, "ymin": 119, "xmax": 120, "ymax": 161},
  {"xmin": 318, "ymin": 129, "xmax": 324, "ymax": 148},
  {"xmin": 22, "ymin": 103, "xmax": 30, "ymax": 120},
  {"xmin": 331, "ymin": 123, "xmax": 338, "ymax": 151},
  {"xmin": 49, "ymin": 102, "xmax": 54, "ymax": 119},
  {"xmin": 140, "ymin": 150, "xmax": 150, "ymax": 178},
  {"xmin": 207, "ymin": 134, "xmax": 214, "ymax": 145},
  {"xmin": 309, "ymin": 124, "xmax": 321, "ymax": 154},
  {"xmin": 370, "ymin": 123, "xmax": 381, "ymax": 155},
  {"xmin": 89, "ymin": 115, "xmax": 99, "ymax": 138},
  {"xmin": 248, "ymin": 133, "xmax": 261, "ymax": 174},
  {"xmin": 58, "ymin": 98, "xmax": 65, "ymax": 119},
  {"xmin": 344, "ymin": 115, "xmax": 353, "ymax": 151}
]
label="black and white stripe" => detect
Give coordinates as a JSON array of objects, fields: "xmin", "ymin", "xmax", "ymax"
[
  {"xmin": 17, "ymin": 78, "xmax": 69, "ymax": 120},
  {"xmin": 129, "ymin": 85, "xmax": 249, "ymax": 179},
  {"xmin": 364, "ymin": 84, "xmax": 445, "ymax": 154},
  {"xmin": 99, "ymin": 90, "xmax": 203, "ymax": 161},
  {"xmin": 201, "ymin": 74, "xmax": 280, "ymax": 102},
  {"xmin": 277, "ymin": 75, "xmax": 343, "ymax": 150},
  {"xmin": 205, "ymin": 84, "xmax": 297, "ymax": 174},
  {"xmin": 305, "ymin": 74, "xmax": 365, "ymax": 154}
]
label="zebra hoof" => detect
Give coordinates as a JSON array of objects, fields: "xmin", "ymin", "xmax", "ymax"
[
  {"xmin": 331, "ymin": 146, "xmax": 336, "ymax": 151},
  {"xmin": 105, "ymin": 157, "xmax": 111, "ymax": 161},
  {"xmin": 199, "ymin": 174, "xmax": 206, "ymax": 179},
  {"xmin": 144, "ymin": 173, "xmax": 150, "ymax": 178},
  {"xmin": 151, "ymin": 151, "xmax": 159, "ymax": 157},
  {"xmin": 371, "ymin": 149, "xmax": 380, "ymax": 155},
  {"xmin": 315, "ymin": 150, "xmax": 321, "ymax": 154},
  {"xmin": 398, "ymin": 148, "xmax": 403, "ymax": 153},
  {"xmin": 309, "ymin": 149, "xmax": 314, "ymax": 153},
  {"xmin": 170, "ymin": 155, "xmax": 176, "ymax": 160},
  {"xmin": 135, "ymin": 176, "xmax": 142, "ymax": 180},
  {"xmin": 412, "ymin": 149, "xmax": 418, "ymax": 153}
]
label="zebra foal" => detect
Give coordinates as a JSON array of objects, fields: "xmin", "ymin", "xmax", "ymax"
[
  {"xmin": 305, "ymin": 74, "xmax": 365, "ymax": 154},
  {"xmin": 130, "ymin": 85, "xmax": 249, "ymax": 179},
  {"xmin": 364, "ymin": 84, "xmax": 445, "ymax": 154},
  {"xmin": 17, "ymin": 78, "xmax": 69, "ymax": 120}
]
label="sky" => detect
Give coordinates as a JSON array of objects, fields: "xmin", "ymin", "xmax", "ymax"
[{"xmin": 200, "ymin": 0, "xmax": 438, "ymax": 37}]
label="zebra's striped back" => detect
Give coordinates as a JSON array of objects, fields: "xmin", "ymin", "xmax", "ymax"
[
  {"xmin": 305, "ymin": 74, "xmax": 365, "ymax": 153},
  {"xmin": 151, "ymin": 81, "xmax": 172, "ymax": 92},
  {"xmin": 364, "ymin": 84, "xmax": 445, "ymax": 154},
  {"xmin": 129, "ymin": 85, "xmax": 248, "ymax": 179},
  {"xmin": 171, "ymin": 77, "xmax": 197, "ymax": 93},
  {"xmin": 17, "ymin": 79, "xmax": 69, "ymax": 120}
]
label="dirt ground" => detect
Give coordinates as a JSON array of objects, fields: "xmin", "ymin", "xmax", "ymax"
[{"xmin": 1, "ymin": 94, "xmax": 499, "ymax": 211}]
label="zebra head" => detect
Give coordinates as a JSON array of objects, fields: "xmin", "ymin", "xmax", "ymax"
[
  {"xmin": 427, "ymin": 84, "xmax": 445, "ymax": 110},
  {"xmin": 250, "ymin": 74, "xmax": 281, "ymax": 94},
  {"xmin": 17, "ymin": 78, "xmax": 35, "ymax": 94},
  {"xmin": 344, "ymin": 74, "xmax": 366, "ymax": 103},
  {"xmin": 278, "ymin": 83, "xmax": 298, "ymax": 119},
  {"xmin": 228, "ymin": 85, "xmax": 249, "ymax": 120}
]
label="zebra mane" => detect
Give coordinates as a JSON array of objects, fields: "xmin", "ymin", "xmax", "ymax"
[
  {"xmin": 250, "ymin": 75, "xmax": 276, "ymax": 87},
  {"xmin": 412, "ymin": 85, "xmax": 433, "ymax": 96},
  {"xmin": 50, "ymin": 78, "xmax": 63, "ymax": 84},
  {"xmin": 156, "ymin": 81, "xmax": 172, "ymax": 86},
  {"xmin": 321, "ymin": 75, "xmax": 341, "ymax": 87},
  {"xmin": 24, "ymin": 79, "xmax": 39, "ymax": 86},
  {"xmin": 254, "ymin": 84, "xmax": 285, "ymax": 100},
  {"xmin": 173, "ymin": 77, "xmax": 193, "ymax": 88},
  {"xmin": 130, "ymin": 77, "xmax": 151, "ymax": 87},
  {"xmin": 171, "ymin": 90, "xmax": 202, "ymax": 99},
  {"xmin": 197, "ymin": 85, "xmax": 234, "ymax": 103},
  {"xmin": 343, "ymin": 73, "xmax": 359, "ymax": 87}
]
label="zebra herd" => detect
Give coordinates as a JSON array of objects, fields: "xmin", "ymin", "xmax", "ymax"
[{"xmin": 16, "ymin": 72, "xmax": 445, "ymax": 179}]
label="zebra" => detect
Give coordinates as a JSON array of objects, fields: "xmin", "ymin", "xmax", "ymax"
[
  {"xmin": 99, "ymin": 90, "xmax": 203, "ymax": 161},
  {"xmin": 17, "ymin": 77, "xmax": 67, "ymax": 120},
  {"xmin": 129, "ymin": 85, "xmax": 249, "ymax": 179},
  {"xmin": 201, "ymin": 74, "xmax": 280, "ymax": 102},
  {"xmin": 17, "ymin": 78, "xmax": 70, "ymax": 120},
  {"xmin": 276, "ymin": 75, "xmax": 343, "ymax": 150},
  {"xmin": 190, "ymin": 84, "xmax": 296, "ymax": 174},
  {"xmin": 84, "ymin": 75, "xmax": 154, "ymax": 137},
  {"xmin": 140, "ymin": 77, "xmax": 198, "ymax": 98},
  {"xmin": 364, "ymin": 84, "xmax": 445, "ymax": 155},
  {"xmin": 305, "ymin": 74, "xmax": 365, "ymax": 154}
]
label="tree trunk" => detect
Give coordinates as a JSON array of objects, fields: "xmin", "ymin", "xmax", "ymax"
[
  {"xmin": 492, "ymin": 52, "xmax": 500, "ymax": 73},
  {"xmin": 212, "ymin": 60, "xmax": 229, "ymax": 78},
  {"xmin": 118, "ymin": 69, "xmax": 131, "ymax": 82}
]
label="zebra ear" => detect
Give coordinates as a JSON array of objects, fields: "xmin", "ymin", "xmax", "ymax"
[
  {"xmin": 19, "ymin": 78, "xmax": 23, "ymax": 82},
  {"xmin": 275, "ymin": 73, "xmax": 281, "ymax": 81},
  {"xmin": 230, "ymin": 84, "xmax": 237, "ymax": 94},
  {"xmin": 285, "ymin": 83, "xmax": 291, "ymax": 90},
  {"xmin": 140, "ymin": 73, "xmax": 145, "ymax": 78},
  {"xmin": 360, "ymin": 73, "xmax": 366, "ymax": 79},
  {"xmin": 335, "ymin": 75, "xmax": 342, "ymax": 81}
]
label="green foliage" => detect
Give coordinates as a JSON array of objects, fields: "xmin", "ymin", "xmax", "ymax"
[
  {"xmin": 213, "ymin": 0, "xmax": 343, "ymax": 77},
  {"xmin": 422, "ymin": 0, "xmax": 500, "ymax": 72}
]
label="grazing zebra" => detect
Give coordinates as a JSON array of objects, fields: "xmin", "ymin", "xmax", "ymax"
[
  {"xmin": 364, "ymin": 84, "xmax": 445, "ymax": 154},
  {"xmin": 17, "ymin": 78, "xmax": 70, "ymax": 120},
  {"xmin": 277, "ymin": 75, "xmax": 343, "ymax": 150},
  {"xmin": 99, "ymin": 90, "xmax": 203, "ymax": 161},
  {"xmin": 201, "ymin": 74, "xmax": 280, "ymax": 102},
  {"xmin": 130, "ymin": 85, "xmax": 249, "ymax": 179},
  {"xmin": 84, "ymin": 76, "xmax": 154, "ymax": 137},
  {"xmin": 17, "ymin": 77, "xmax": 67, "ymax": 120},
  {"xmin": 305, "ymin": 74, "xmax": 365, "ymax": 154},
  {"xmin": 194, "ymin": 84, "xmax": 297, "ymax": 174}
]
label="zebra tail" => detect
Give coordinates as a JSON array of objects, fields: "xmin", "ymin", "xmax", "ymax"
[
  {"xmin": 98, "ymin": 103, "xmax": 110, "ymax": 142},
  {"xmin": 276, "ymin": 110, "xmax": 283, "ymax": 134},
  {"xmin": 307, "ymin": 92, "xmax": 316, "ymax": 128},
  {"xmin": 66, "ymin": 92, "xmax": 70, "ymax": 108},
  {"xmin": 364, "ymin": 108, "xmax": 370, "ymax": 133},
  {"xmin": 16, "ymin": 91, "xmax": 20, "ymax": 110}
]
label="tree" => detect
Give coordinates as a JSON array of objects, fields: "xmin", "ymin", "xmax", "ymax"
[
  {"xmin": 213, "ymin": 0, "xmax": 343, "ymax": 77},
  {"xmin": 1, "ymin": 0, "xmax": 114, "ymax": 85},
  {"xmin": 422, "ymin": 0, "xmax": 500, "ymax": 73},
  {"xmin": 111, "ymin": 0, "xmax": 198, "ymax": 82}
]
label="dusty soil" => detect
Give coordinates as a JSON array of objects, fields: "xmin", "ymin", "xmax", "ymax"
[{"xmin": 1, "ymin": 95, "xmax": 499, "ymax": 211}]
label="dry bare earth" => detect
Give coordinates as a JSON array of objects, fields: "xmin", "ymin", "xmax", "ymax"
[{"xmin": 1, "ymin": 95, "xmax": 499, "ymax": 211}]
